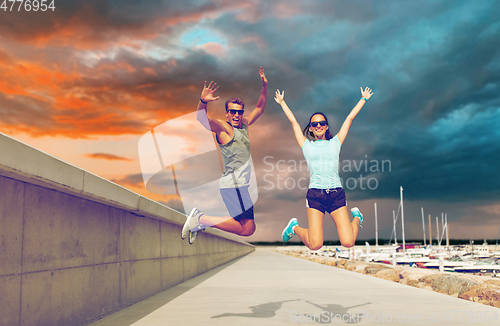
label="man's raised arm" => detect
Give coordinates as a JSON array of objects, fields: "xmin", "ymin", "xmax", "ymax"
[
  {"xmin": 244, "ymin": 67, "xmax": 268, "ymax": 126},
  {"xmin": 197, "ymin": 81, "xmax": 224, "ymax": 133}
]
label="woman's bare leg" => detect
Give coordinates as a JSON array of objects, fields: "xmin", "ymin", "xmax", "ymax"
[
  {"xmin": 294, "ymin": 208, "xmax": 325, "ymax": 250},
  {"xmin": 329, "ymin": 206, "xmax": 359, "ymax": 248}
]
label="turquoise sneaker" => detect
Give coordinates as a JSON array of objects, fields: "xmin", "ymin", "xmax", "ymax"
[
  {"xmin": 282, "ymin": 218, "xmax": 299, "ymax": 242},
  {"xmin": 351, "ymin": 207, "xmax": 363, "ymax": 228}
]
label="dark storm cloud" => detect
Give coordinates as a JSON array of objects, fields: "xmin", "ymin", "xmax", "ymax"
[
  {"xmin": 246, "ymin": 0, "xmax": 500, "ymax": 204},
  {"xmin": 0, "ymin": 0, "xmax": 218, "ymax": 46}
]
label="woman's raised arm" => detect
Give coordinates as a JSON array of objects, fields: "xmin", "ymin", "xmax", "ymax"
[
  {"xmin": 275, "ymin": 89, "xmax": 306, "ymax": 148},
  {"xmin": 337, "ymin": 87, "xmax": 373, "ymax": 144}
]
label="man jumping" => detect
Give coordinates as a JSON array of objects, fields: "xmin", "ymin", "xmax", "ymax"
[{"xmin": 181, "ymin": 67, "xmax": 267, "ymax": 244}]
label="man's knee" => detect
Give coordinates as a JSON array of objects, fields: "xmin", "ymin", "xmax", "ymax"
[
  {"xmin": 238, "ymin": 221, "xmax": 255, "ymax": 236},
  {"xmin": 240, "ymin": 229, "xmax": 255, "ymax": 236}
]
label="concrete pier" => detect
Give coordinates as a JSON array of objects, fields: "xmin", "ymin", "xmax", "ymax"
[{"xmin": 0, "ymin": 132, "xmax": 254, "ymax": 326}]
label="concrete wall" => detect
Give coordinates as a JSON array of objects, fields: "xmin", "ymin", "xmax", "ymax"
[{"xmin": 0, "ymin": 132, "xmax": 254, "ymax": 326}]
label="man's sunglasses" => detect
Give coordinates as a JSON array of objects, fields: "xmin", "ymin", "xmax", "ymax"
[
  {"xmin": 310, "ymin": 121, "xmax": 327, "ymax": 127},
  {"xmin": 227, "ymin": 109, "xmax": 244, "ymax": 115}
]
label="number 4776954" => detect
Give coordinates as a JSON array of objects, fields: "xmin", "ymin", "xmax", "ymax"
[{"xmin": 1, "ymin": 0, "xmax": 56, "ymax": 11}]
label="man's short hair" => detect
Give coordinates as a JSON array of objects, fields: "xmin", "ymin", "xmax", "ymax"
[{"xmin": 225, "ymin": 97, "xmax": 245, "ymax": 111}]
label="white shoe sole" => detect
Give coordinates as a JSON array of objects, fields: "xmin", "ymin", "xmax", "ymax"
[
  {"xmin": 181, "ymin": 207, "xmax": 197, "ymax": 240},
  {"xmin": 188, "ymin": 231, "xmax": 197, "ymax": 245}
]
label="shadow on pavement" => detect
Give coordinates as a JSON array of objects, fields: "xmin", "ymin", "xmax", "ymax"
[
  {"xmin": 301, "ymin": 300, "xmax": 372, "ymax": 324},
  {"xmin": 211, "ymin": 299, "xmax": 370, "ymax": 323},
  {"xmin": 211, "ymin": 299, "xmax": 300, "ymax": 319}
]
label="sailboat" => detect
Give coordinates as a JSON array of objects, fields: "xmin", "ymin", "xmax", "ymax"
[
  {"xmin": 493, "ymin": 227, "xmax": 500, "ymax": 257},
  {"xmin": 424, "ymin": 255, "xmax": 475, "ymax": 270},
  {"xmin": 453, "ymin": 257, "xmax": 500, "ymax": 274}
]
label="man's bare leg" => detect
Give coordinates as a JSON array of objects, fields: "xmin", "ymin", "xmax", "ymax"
[{"xmin": 200, "ymin": 215, "xmax": 255, "ymax": 236}]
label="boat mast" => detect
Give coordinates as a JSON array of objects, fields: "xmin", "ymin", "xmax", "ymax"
[
  {"xmin": 436, "ymin": 216, "xmax": 440, "ymax": 247},
  {"xmin": 421, "ymin": 207, "xmax": 426, "ymax": 246},
  {"xmin": 445, "ymin": 214, "xmax": 449, "ymax": 248},
  {"xmin": 400, "ymin": 186, "xmax": 406, "ymax": 253},
  {"xmin": 441, "ymin": 213, "xmax": 445, "ymax": 247},
  {"xmin": 393, "ymin": 210, "xmax": 398, "ymax": 245},
  {"xmin": 429, "ymin": 214, "xmax": 432, "ymax": 246}
]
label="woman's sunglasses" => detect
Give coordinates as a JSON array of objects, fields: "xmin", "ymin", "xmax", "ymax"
[
  {"xmin": 310, "ymin": 121, "xmax": 327, "ymax": 128},
  {"xmin": 227, "ymin": 109, "xmax": 244, "ymax": 115}
]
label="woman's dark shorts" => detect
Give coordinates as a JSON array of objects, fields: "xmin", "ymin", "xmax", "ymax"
[
  {"xmin": 306, "ymin": 188, "xmax": 346, "ymax": 214},
  {"xmin": 220, "ymin": 186, "xmax": 254, "ymax": 221}
]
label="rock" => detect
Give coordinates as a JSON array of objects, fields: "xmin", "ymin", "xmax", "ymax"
[
  {"xmin": 365, "ymin": 265, "xmax": 391, "ymax": 275},
  {"xmin": 336, "ymin": 259, "xmax": 348, "ymax": 267},
  {"xmin": 355, "ymin": 264, "xmax": 369, "ymax": 273},
  {"xmin": 485, "ymin": 279, "xmax": 500, "ymax": 286},
  {"xmin": 406, "ymin": 279, "xmax": 421, "ymax": 288},
  {"xmin": 458, "ymin": 284, "xmax": 500, "ymax": 306},
  {"xmin": 383, "ymin": 273, "xmax": 403, "ymax": 283},
  {"xmin": 431, "ymin": 275, "xmax": 480, "ymax": 296},
  {"xmin": 343, "ymin": 261, "xmax": 361, "ymax": 271},
  {"xmin": 400, "ymin": 269, "xmax": 436, "ymax": 288},
  {"xmin": 456, "ymin": 274, "xmax": 484, "ymax": 284},
  {"xmin": 375, "ymin": 268, "xmax": 403, "ymax": 279},
  {"xmin": 311, "ymin": 257, "xmax": 323, "ymax": 263},
  {"xmin": 418, "ymin": 274, "xmax": 441, "ymax": 285},
  {"xmin": 325, "ymin": 258, "xmax": 338, "ymax": 267},
  {"xmin": 400, "ymin": 268, "xmax": 435, "ymax": 280},
  {"xmin": 375, "ymin": 268, "xmax": 403, "ymax": 282}
]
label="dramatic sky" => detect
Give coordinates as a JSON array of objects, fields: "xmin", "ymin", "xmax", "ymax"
[{"xmin": 1, "ymin": 0, "xmax": 499, "ymax": 243}]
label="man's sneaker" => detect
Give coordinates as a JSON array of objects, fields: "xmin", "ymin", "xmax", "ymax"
[
  {"xmin": 181, "ymin": 207, "xmax": 205, "ymax": 241},
  {"xmin": 282, "ymin": 218, "xmax": 299, "ymax": 242},
  {"xmin": 351, "ymin": 207, "xmax": 363, "ymax": 228},
  {"xmin": 188, "ymin": 230, "xmax": 197, "ymax": 245}
]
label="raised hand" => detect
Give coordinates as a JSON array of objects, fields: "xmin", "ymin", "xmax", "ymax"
[
  {"xmin": 360, "ymin": 87, "xmax": 374, "ymax": 100},
  {"xmin": 201, "ymin": 81, "xmax": 220, "ymax": 102},
  {"xmin": 274, "ymin": 89, "xmax": 285, "ymax": 104},
  {"xmin": 259, "ymin": 66, "xmax": 268, "ymax": 85}
]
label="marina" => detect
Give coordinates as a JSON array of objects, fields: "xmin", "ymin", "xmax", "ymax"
[{"xmin": 306, "ymin": 244, "xmax": 500, "ymax": 275}]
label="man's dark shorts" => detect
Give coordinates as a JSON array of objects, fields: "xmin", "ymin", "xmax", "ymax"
[
  {"xmin": 306, "ymin": 188, "xmax": 346, "ymax": 214},
  {"xmin": 220, "ymin": 186, "xmax": 254, "ymax": 221}
]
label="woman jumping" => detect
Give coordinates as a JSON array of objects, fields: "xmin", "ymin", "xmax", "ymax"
[{"xmin": 275, "ymin": 87, "xmax": 373, "ymax": 250}]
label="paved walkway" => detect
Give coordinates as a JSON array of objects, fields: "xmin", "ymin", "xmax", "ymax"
[{"xmin": 89, "ymin": 248, "xmax": 499, "ymax": 326}]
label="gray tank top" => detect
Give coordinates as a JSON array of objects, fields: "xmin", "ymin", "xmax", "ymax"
[{"xmin": 218, "ymin": 122, "xmax": 252, "ymax": 188}]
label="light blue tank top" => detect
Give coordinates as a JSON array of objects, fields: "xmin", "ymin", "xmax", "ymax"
[{"xmin": 301, "ymin": 135, "xmax": 342, "ymax": 189}]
